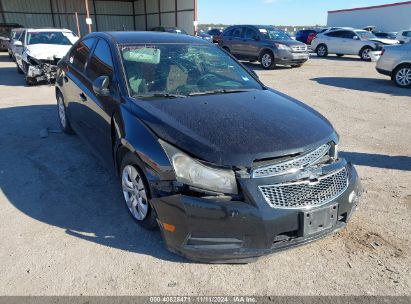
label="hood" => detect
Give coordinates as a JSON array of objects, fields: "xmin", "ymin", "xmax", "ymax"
[
  {"xmin": 369, "ymin": 38, "xmax": 400, "ymax": 45},
  {"xmin": 25, "ymin": 44, "xmax": 72, "ymax": 60},
  {"xmin": 130, "ymin": 90, "xmax": 337, "ymax": 167},
  {"xmin": 271, "ymin": 39, "xmax": 305, "ymax": 47}
]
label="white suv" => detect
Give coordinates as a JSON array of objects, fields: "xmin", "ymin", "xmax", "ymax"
[
  {"xmin": 396, "ymin": 30, "xmax": 411, "ymax": 44},
  {"xmin": 376, "ymin": 42, "xmax": 411, "ymax": 88},
  {"xmin": 311, "ymin": 29, "xmax": 398, "ymax": 61}
]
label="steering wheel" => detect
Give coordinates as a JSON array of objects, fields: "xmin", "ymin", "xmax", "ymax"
[{"xmin": 197, "ymin": 73, "xmax": 218, "ymax": 86}]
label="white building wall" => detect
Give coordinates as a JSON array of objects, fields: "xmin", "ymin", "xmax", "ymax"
[{"xmin": 327, "ymin": 3, "xmax": 411, "ymax": 32}]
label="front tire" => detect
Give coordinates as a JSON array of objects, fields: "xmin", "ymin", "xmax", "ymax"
[
  {"xmin": 57, "ymin": 92, "xmax": 73, "ymax": 134},
  {"xmin": 392, "ymin": 64, "xmax": 411, "ymax": 88},
  {"xmin": 16, "ymin": 64, "xmax": 23, "ymax": 74},
  {"xmin": 260, "ymin": 51, "xmax": 275, "ymax": 70},
  {"xmin": 120, "ymin": 153, "xmax": 157, "ymax": 230},
  {"xmin": 360, "ymin": 47, "xmax": 372, "ymax": 61},
  {"xmin": 316, "ymin": 44, "xmax": 328, "ymax": 57}
]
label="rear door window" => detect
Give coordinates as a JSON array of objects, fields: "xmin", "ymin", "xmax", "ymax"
[
  {"xmin": 69, "ymin": 38, "xmax": 96, "ymax": 72},
  {"xmin": 325, "ymin": 31, "xmax": 344, "ymax": 38},
  {"xmin": 243, "ymin": 27, "xmax": 258, "ymax": 40},
  {"xmin": 232, "ymin": 27, "xmax": 243, "ymax": 38},
  {"xmin": 87, "ymin": 39, "xmax": 114, "ymax": 81}
]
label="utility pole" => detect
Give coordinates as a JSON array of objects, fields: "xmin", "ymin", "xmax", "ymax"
[{"xmin": 85, "ymin": 0, "xmax": 92, "ymax": 33}]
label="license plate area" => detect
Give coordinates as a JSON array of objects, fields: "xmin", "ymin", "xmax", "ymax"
[{"xmin": 303, "ymin": 203, "xmax": 338, "ymax": 236}]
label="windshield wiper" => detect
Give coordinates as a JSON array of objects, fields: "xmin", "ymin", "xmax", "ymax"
[
  {"xmin": 134, "ymin": 93, "xmax": 187, "ymax": 99},
  {"xmin": 188, "ymin": 89, "xmax": 257, "ymax": 96}
]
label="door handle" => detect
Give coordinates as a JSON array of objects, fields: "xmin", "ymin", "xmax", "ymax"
[{"xmin": 79, "ymin": 93, "xmax": 87, "ymax": 102}]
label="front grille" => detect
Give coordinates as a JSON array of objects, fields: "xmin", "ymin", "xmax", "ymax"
[
  {"xmin": 258, "ymin": 167, "xmax": 348, "ymax": 209},
  {"xmin": 291, "ymin": 45, "xmax": 307, "ymax": 52},
  {"xmin": 252, "ymin": 144, "xmax": 330, "ymax": 178}
]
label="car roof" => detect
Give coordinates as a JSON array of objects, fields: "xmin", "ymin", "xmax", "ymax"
[{"xmin": 87, "ymin": 31, "xmax": 209, "ymax": 45}]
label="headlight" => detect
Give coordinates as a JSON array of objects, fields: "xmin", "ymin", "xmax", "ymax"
[
  {"xmin": 159, "ymin": 140, "xmax": 238, "ymax": 194},
  {"xmin": 275, "ymin": 43, "xmax": 292, "ymax": 51}
]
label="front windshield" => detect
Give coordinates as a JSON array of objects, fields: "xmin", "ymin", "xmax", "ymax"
[
  {"xmin": 27, "ymin": 31, "xmax": 75, "ymax": 45},
  {"xmin": 120, "ymin": 44, "xmax": 263, "ymax": 98},
  {"xmin": 259, "ymin": 28, "xmax": 290, "ymax": 40},
  {"xmin": 356, "ymin": 31, "xmax": 377, "ymax": 40}
]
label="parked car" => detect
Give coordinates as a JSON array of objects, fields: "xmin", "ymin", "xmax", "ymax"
[
  {"xmin": 55, "ymin": 31, "xmax": 362, "ymax": 263},
  {"xmin": 219, "ymin": 25, "xmax": 309, "ymax": 69},
  {"xmin": 374, "ymin": 32, "xmax": 397, "ymax": 40},
  {"xmin": 208, "ymin": 28, "xmax": 223, "ymax": 43},
  {"xmin": 151, "ymin": 27, "xmax": 188, "ymax": 35},
  {"xmin": 311, "ymin": 29, "xmax": 398, "ymax": 61},
  {"xmin": 14, "ymin": 28, "xmax": 78, "ymax": 85},
  {"xmin": 0, "ymin": 23, "xmax": 23, "ymax": 51},
  {"xmin": 196, "ymin": 31, "xmax": 213, "ymax": 42},
  {"xmin": 396, "ymin": 30, "xmax": 411, "ymax": 44},
  {"xmin": 376, "ymin": 42, "xmax": 411, "ymax": 88},
  {"xmin": 8, "ymin": 27, "xmax": 25, "ymax": 60},
  {"xmin": 295, "ymin": 29, "xmax": 318, "ymax": 44}
]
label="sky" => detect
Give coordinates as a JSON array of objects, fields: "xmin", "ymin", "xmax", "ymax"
[{"xmin": 198, "ymin": 0, "xmax": 403, "ymax": 26}]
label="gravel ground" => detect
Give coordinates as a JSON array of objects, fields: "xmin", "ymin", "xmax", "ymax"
[{"xmin": 0, "ymin": 52, "xmax": 410, "ymax": 296}]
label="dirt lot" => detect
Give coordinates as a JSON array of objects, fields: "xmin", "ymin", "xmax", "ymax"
[{"xmin": 0, "ymin": 52, "xmax": 410, "ymax": 296}]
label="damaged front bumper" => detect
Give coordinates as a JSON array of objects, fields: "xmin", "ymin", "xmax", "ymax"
[
  {"xmin": 26, "ymin": 57, "xmax": 59, "ymax": 82},
  {"xmin": 151, "ymin": 160, "xmax": 362, "ymax": 263}
]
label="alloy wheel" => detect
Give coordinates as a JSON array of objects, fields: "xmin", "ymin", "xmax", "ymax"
[
  {"xmin": 362, "ymin": 48, "xmax": 371, "ymax": 60},
  {"xmin": 58, "ymin": 96, "xmax": 66, "ymax": 129},
  {"xmin": 261, "ymin": 54, "xmax": 272, "ymax": 68},
  {"xmin": 317, "ymin": 46, "xmax": 326, "ymax": 56},
  {"xmin": 395, "ymin": 67, "xmax": 411, "ymax": 87},
  {"xmin": 122, "ymin": 165, "xmax": 149, "ymax": 221}
]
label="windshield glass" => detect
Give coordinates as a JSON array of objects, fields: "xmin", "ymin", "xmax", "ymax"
[
  {"xmin": 120, "ymin": 44, "xmax": 263, "ymax": 98},
  {"xmin": 259, "ymin": 28, "xmax": 290, "ymax": 40},
  {"xmin": 27, "ymin": 31, "xmax": 75, "ymax": 45},
  {"xmin": 356, "ymin": 31, "xmax": 377, "ymax": 40}
]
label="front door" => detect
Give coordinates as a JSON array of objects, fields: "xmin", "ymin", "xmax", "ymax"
[{"xmin": 81, "ymin": 38, "xmax": 118, "ymax": 166}]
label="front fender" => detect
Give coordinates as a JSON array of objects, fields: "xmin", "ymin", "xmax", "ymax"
[{"xmin": 113, "ymin": 104, "xmax": 175, "ymax": 185}]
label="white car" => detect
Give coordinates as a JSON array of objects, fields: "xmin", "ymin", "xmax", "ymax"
[
  {"xmin": 312, "ymin": 29, "xmax": 399, "ymax": 61},
  {"xmin": 396, "ymin": 30, "xmax": 411, "ymax": 44},
  {"xmin": 14, "ymin": 28, "xmax": 78, "ymax": 85},
  {"xmin": 7, "ymin": 27, "xmax": 25, "ymax": 60},
  {"xmin": 376, "ymin": 42, "xmax": 411, "ymax": 88}
]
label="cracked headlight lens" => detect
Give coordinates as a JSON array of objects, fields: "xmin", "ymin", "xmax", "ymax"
[{"xmin": 159, "ymin": 139, "xmax": 238, "ymax": 194}]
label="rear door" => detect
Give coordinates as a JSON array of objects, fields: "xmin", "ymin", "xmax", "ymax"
[
  {"xmin": 81, "ymin": 38, "xmax": 118, "ymax": 165},
  {"xmin": 324, "ymin": 30, "xmax": 345, "ymax": 54},
  {"xmin": 64, "ymin": 38, "xmax": 96, "ymax": 133},
  {"xmin": 241, "ymin": 27, "xmax": 261, "ymax": 59},
  {"xmin": 229, "ymin": 27, "xmax": 244, "ymax": 56}
]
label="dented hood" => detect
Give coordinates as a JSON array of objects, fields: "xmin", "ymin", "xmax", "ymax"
[
  {"xmin": 131, "ymin": 90, "xmax": 338, "ymax": 167},
  {"xmin": 369, "ymin": 38, "xmax": 400, "ymax": 45},
  {"xmin": 25, "ymin": 44, "xmax": 72, "ymax": 60}
]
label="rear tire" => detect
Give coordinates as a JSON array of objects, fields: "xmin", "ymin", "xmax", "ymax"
[
  {"xmin": 260, "ymin": 51, "xmax": 276, "ymax": 70},
  {"xmin": 392, "ymin": 64, "xmax": 411, "ymax": 88},
  {"xmin": 57, "ymin": 92, "xmax": 74, "ymax": 134},
  {"xmin": 316, "ymin": 44, "xmax": 328, "ymax": 57},
  {"xmin": 360, "ymin": 47, "xmax": 372, "ymax": 61},
  {"xmin": 120, "ymin": 153, "xmax": 157, "ymax": 230}
]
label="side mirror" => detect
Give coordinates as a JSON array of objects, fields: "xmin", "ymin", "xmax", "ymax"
[
  {"xmin": 13, "ymin": 41, "xmax": 23, "ymax": 47},
  {"xmin": 353, "ymin": 36, "xmax": 359, "ymax": 40},
  {"xmin": 93, "ymin": 75, "xmax": 110, "ymax": 96}
]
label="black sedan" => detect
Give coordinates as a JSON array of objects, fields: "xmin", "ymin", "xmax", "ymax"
[{"xmin": 55, "ymin": 32, "xmax": 362, "ymax": 263}]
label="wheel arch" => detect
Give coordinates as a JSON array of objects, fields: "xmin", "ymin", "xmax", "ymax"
[
  {"xmin": 111, "ymin": 105, "xmax": 174, "ymax": 185},
  {"xmin": 258, "ymin": 48, "xmax": 274, "ymax": 62}
]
